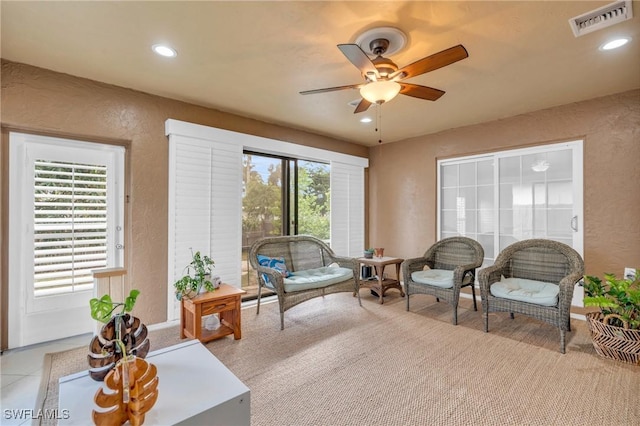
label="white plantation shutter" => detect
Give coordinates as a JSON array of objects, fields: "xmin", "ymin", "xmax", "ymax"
[
  {"xmin": 166, "ymin": 119, "xmax": 368, "ymax": 320},
  {"xmin": 33, "ymin": 160, "xmax": 108, "ymax": 296},
  {"xmin": 330, "ymin": 162, "xmax": 365, "ymax": 257},
  {"xmin": 167, "ymin": 134, "xmax": 243, "ymax": 320}
]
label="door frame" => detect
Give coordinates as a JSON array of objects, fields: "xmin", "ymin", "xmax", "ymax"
[{"xmin": 8, "ymin": 132, "xmax": 125, "ymax": 348}]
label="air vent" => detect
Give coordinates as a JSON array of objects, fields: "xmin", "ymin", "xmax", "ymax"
[{"xmin": 569, "ymin": 0, "xmax": 633, "ymax": 37}]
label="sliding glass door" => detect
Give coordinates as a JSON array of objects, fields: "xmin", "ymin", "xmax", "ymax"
[
  {"xmin": 438, "ymin": 141, "xmax": 584, "ymax": 305},
  {"xmin": 241, "ymin": 153, "xmax": 330, "ymax": 298}
]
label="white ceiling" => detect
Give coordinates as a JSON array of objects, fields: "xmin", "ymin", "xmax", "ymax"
[{"xmin": 2, "ymin": 1, "xmax": 639, "ymax": 146}]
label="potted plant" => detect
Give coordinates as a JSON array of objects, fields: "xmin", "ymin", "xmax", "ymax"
[
  {"xmin": 174, "ymin": 249, "xmax": 217, "ymax": 300},
  {"xmin": 583, "ymin": 271, "xmax": 640, "ymax": 364},
  {"xmin": 88, "ymin": 289, "xmax": 150, "ymax": 381},
  {"xmin": 364, "ymin": 248, "xmax": 374, "ymax": 259}
]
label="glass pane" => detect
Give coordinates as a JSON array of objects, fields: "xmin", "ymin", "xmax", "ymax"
[
  {"xmin": 477, "ymin": 185, "xmax": 494, "ymax": 210},
  {"xmin": 441, "ymin": 164, "xmax": 458, "ymax": 187},
  {"xmin": 442, "ymin": 188, "xmax": 458, "ymax": 210},
  {"xmin": 546, "ymin": 149, "xmax": 572, "ymax": 180},
  {"xmin": 242, "ymin": 154, "xmax": 283, "ymax": 297},
  {"xmin": 477, "ymin": 160, "xmax": 494, "ymax": 185},
  {"xmin": 512, "ymin": 183, "xmax": 533, "ymax": 208},
  {"xmin": 499, "ymin": 156, "xmax": 520, "ymax": 183},
  {"xmin": 499, "ymin": 209, "xmax": 513, "ymax": 235},
  {"xmin": 548, "ymin": 181, "xmax": 572, "ymax": 207},
  {"xmin": 548, "ymin": 209, "xmax": 572, "ymax": 238},
  {"xmin": 459, "ymin": 187, "xmax": 476, "ymax": 209},
  {"xmin": 477, "ymin": 233, "xmax": 494, "ymax": 261},
  {"xmin": 464, "ymin": 209, "xmax": 477, "ymax": 233},
  {"xmin": 523, "ymin": 153, "xmax": 548, "ymax": 182},
  {"xmin": 533, "ymin": 183, "xmax": 546, "ymax": 208},
  {"xmin": 441, "ymin": 211, "xmax": 458, "ymax": 233},
  {"xmin": 297, "ymin": 160, "xmax": 330, "ymax": 241},
  {"xmin": 460, "ymin": 162, "xmax": 475, "ymax": 186},
  {"xmin": 478, "ymin": 208, "xmax": 494, "ymax": 234},
  {"xmin": 533, "ymin": 208, "xmax": 546, "ymax": 237},
  {"xmin": 499, "ymin": 183, "xmax": 513, "ymax": 208}
]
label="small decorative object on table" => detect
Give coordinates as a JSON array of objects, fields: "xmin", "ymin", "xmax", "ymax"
[
  {"xmin": 374, "ymin": 247, "xmax": 385, "ymax": 258},
  {"xmin": 584, "ymin": 271, "xmax": 640, "ymax": 365},
  {"xmin": 88, "ymin": 290, "xmax": 150, "ymax": 381},
  {"xmin": 364, "ymin": 248, "xmax": 374, "ymax": 259},
  {"xmin": 93, "ymin": 355, "xmax": 159, "ymax": 426},
  {"xmin": 174, "ymin": 249, "xmax": 216, "ymax": 300}
]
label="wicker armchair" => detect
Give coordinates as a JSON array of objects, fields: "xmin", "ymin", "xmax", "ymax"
[
  {"xmin": 403, "ymin": 237, "xmax": 485, "ymax": 325},
  {"xmin": 478, "ymin": 239, "xmax": 584, "ymax": 353},
  {"xmin": 249, "ymin": 235, "xmax": 361, "ymax": 330}
]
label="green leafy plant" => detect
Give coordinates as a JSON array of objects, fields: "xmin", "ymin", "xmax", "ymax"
[
  {"xmin": 174, "ymin": 249, "xmax": 216, "ymax": 300},
  {"xmin": 90, "ymin": 289, "xmax": 140, "ymax": 323},
  {"xmin": 583, "ymin": 271, "xmax": 640, "ymax": 329}
]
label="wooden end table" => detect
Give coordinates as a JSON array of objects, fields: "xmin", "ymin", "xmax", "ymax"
[
  {"xmin": 358, "ymin": 256, "xmax": 405, "ymax": 304},
  {"xmin": 180, "ymin": 283, "xmax": 246, "ymax": 343}
]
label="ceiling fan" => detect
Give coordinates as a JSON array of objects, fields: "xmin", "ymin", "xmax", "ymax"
[{"xmin": 300, "ymin": 30, "xmax": 468, "ymax": 113}]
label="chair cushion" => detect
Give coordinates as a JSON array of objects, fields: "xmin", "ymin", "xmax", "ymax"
[
  {"xmin": 283, "ymin": 266, "xmax": 353, "ymax": 292},
  {"xmin": 411, "ymin": 269, "xmax": 455, "ymax": 288},
  {"xmin": 490, "ymin": 277, "xmax": 559, "ymax": 306},
  {"xmin": 257, "ymin": 254, "xmax": 291, "ymax": 288}
]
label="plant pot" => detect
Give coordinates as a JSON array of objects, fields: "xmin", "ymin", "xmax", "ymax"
[
  {"xmin": 585, "ymin": 312, "xmax": 640, "ymax": 365},
  {"xmin": 364, "ymin": 251, "xmax": 374, "ymax": 259}
]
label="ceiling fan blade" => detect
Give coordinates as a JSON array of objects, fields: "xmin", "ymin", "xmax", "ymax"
[
  {"xmin": 300, "ymin": 83, "xmax": 363, "ymax": 95},
  {"xmin": 391, "ymin": 44, "xmax": 468, "ymax": 80},
  {"xmin": 337, "ymin": 44, "xmax": 380, "ymax": 79},
  {"xmin": 399, "ymin": 83, "xmax": 445, "ymax": 101},
  {"xmin": 354, "ymin": 99, "xmax": 372, "ymax": 114}
]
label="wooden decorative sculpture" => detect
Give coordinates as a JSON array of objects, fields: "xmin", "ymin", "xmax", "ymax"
[
  {"xmin": 88, "ymin": 313, "xmax": 150, "ymax": 381},
  {"xmin": 93, "ymin": 356, "xmax": 159, "ymax": 426}
]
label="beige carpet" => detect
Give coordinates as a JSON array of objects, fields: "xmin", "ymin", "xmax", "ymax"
[{"xmin": 39, "ymin": 293, "xmax": 639, "ymax": 425}]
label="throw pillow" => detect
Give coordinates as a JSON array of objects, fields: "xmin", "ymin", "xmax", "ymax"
[{"xmin": 257, "ymin": 254, "xmax": 291, "ymax": 287}]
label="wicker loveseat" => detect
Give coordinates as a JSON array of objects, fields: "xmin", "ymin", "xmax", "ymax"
[{"xmin": 249, "ymin": 235, "xmax": 361, "ymax": 329}]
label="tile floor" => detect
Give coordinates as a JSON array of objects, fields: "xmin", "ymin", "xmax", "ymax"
[
  {"xmin": 0, "ymin": 298, "xmax": 268, "ymax": 425},
  {"xmin": 0, "ymin": 334, "xmax": 90, "ymax": 426}
]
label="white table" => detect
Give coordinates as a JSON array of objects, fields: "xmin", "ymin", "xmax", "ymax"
[{"xmin": 58, "ymin": 340, "xmax": 250, "ymax": 425}]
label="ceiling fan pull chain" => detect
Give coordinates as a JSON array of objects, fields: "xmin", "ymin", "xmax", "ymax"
[{"xmin": 377, "ymin": 102, "xmax": 383, "ymax": 144}]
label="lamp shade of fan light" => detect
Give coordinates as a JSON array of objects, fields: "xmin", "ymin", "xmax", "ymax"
[{"xmin": 360, "ymin": 81, "xmax": 401, "ymax": 103}]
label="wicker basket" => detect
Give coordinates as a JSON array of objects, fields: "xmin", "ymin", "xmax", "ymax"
[{"xmin": 585, "ymin": 312, "xmax": 640, "ymax": 365}]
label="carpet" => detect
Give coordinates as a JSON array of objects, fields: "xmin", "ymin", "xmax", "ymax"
[{"xmin": 38, "ymin": 293, "xmax": 639, "ymax": 425}]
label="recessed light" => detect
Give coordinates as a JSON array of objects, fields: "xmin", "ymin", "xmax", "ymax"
[
  {"xmin": 152, "ymin": 44, "xmax": 177, "ymax": 57},
  {"xmin": 360, "ymin": 117, "xmax": 372, "ymax": 123},
  {"xmin": 599, "ymin": 37, "xmax": 630, "ymax": 51}
]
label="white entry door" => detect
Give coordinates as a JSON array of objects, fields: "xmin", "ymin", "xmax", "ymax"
[{"xmin": 8, "ymin": 133, "xmax": 124, "ymax": 348}]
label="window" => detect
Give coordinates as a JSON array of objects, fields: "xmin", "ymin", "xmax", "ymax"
[
  {"xmin": 438, "ymin": 141, "xmax": 583, "ymax": 276},
  {"xmin": 166, "ymin": 119, "xmax": 368, "ymax": 321},
  {"xmin": 33, "ymin": 159, "xmax": 109, "ymax": 297}
]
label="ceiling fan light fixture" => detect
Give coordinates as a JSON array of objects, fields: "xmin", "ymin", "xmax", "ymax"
[{"xmin": 360, "ymin": 81, "xmax": 401, "ymax": 103}]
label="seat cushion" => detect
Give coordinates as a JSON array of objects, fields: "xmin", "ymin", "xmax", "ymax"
[
  {"xmin": 411, "ymin": 269, "xmax": 454, "ymax": 288},
  {"xmin": 490, "ymin": 277, "xmax": 559, "ymax": 306},
  {"xmin": 257, "ymin": 254, "xmax": 291, "ymax": 288},
  {"xmin": 283, "ymin": 266, "xmax": 353, "ymax": 292}
]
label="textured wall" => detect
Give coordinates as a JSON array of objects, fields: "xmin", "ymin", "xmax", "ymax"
[
  {"xmin": 0, "ymin": 60, "xmax": 368, "ymax": 335},
  {"xmin": 368, "ymin": 89, "xmax": 640, "ymax": 278}
]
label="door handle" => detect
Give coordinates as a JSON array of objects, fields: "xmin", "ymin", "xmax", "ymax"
[{"xmin": 570, "ymin": 216, "xmax": 578, "ymax": 232}]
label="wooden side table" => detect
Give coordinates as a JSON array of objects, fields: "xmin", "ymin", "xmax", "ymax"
[
  {"xmin": 180, "ymin": 283, "xmax": 246, "ymax": 343},
  {"xmin": 358, "ymin": 256, "xmax": 405, "ymax": 304}
]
